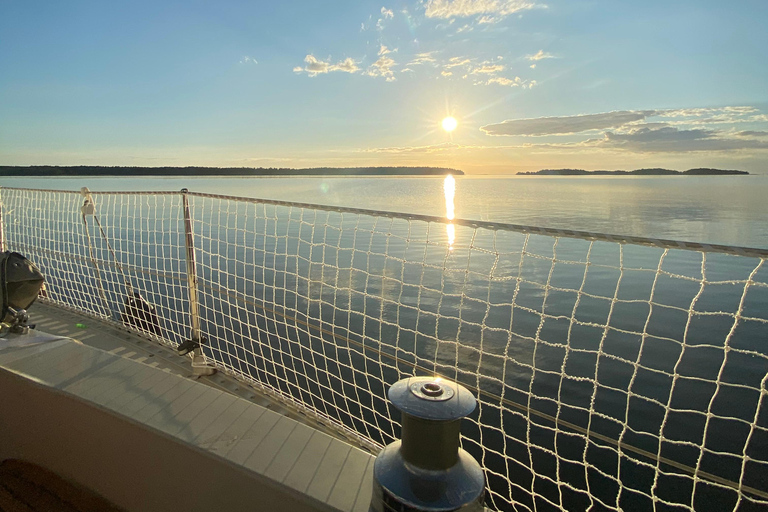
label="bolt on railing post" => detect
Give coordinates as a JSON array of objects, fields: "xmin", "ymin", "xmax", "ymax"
[
  {"xmin": 180, "ymin": 188, "xmax": 215, "ymax": 376},
  {"xmin": 371, "ymin": 376, "xmax": 486, "ymax": 511}
]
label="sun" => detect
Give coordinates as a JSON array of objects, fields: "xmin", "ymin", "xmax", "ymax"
[{"xmin": 441, "ymin": 116, "xmax": 458, "ymax": 132}]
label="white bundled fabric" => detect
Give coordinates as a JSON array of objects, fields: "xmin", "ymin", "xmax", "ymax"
[{"xmin": 1, "ymin": 186, "xmax": 767, "ymax": 512}]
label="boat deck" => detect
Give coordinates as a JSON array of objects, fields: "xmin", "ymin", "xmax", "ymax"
[
  {"xmin": 0, "ymin": 303, "xmax": 377, "ymax": 512},
  {"xmin": 28, "ymin": 302, "xmax": 375, "ymax": 448}
]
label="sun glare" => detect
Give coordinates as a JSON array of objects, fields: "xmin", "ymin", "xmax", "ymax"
[{"xmin": 441, "ymin": 116, "xmax": 458, "ymax": 132}]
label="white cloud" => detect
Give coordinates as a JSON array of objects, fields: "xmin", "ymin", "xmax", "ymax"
[
  {"xmin": 365, "ymin": 45, "xmax": 397, "ymax": 81},
  {"xmin": 425, "ymin": 0, "xmax": 541, "ymax": 20},
  {"xmin": 663, "ymin": 106, "xmax": 756, "ymax": 118},
  {"xmin": 471, "ymin": 64, "xmax": 505, "ymax": 74},
  {"xmin": 479, "ymin": 76, "xmax": 535, "ymax": 88},
  {"xmin": 526, "ymin": 49, "xmax": 554, "ymax": 61},
  {"xmin": 481, "ymin": 110, "xmax": 659, "ymax": 136},
  {"xmin": 239, "ymin": 56, "xmax": 258, "ymax": 65},
  {"xmin": 487, "ymin": 76, "xmax": 518, "ymax": 86},
  {"xmin": 477, "ymin": 15, "xmax": 499, "ymax": 24},
  {"xmin": 444, "ymin": 56, "xmax": 472, "ymax": 68},
  {"xmin": 376, "ymin": 6, "xmax": 394, "ymax": 30},
  {"xmin": 442, "ymin": 70, "xmax": 453, "ymax": 76},
  {"xmin": 333, "ymin": 58, "xmax": 360, "ymax": 73},
  {"xmin": 659, "ymin": 106, "xmax": 768, "ymax": 126},
  {"xmin": 295, "ymin": 54, "xmax": 360, "ymax": 77},
  {"xmin": 407, "ymin": 51, "xmax": 439, "ymax": 66}
]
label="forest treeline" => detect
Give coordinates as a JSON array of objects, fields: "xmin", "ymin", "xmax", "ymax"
[
  {"xmin": 518, "ymin": 168, "xmax": 749, "ymax": 175},
  {"xmin": 0, "ymin": 166, "xmax": 463, "ymax": 177}
]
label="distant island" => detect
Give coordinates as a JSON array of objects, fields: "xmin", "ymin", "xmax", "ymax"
[
  {"xmin": 518, "ymin": 168, "xmax": 749, "ymax": 176},
  {"xmin": 0, "ymin": 166, "xmax": 463, "ymax": 177}
]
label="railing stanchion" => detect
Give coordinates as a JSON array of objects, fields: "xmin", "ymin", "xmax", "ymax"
[
  {"xmin": 0, "ymin": 191, "xmax": 5, "ymax": 252},
  {"xmin": 180, "ymin": 188, "xmax": 215, "ymax": 376}
]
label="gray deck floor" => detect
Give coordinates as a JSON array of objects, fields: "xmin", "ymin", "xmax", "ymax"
[
  {"xmin": 27, "ymin": 302, "xmax": 378, "ymax": 450},
  {"xmin": 3, "ymin": 305, "xmax": 377, "ymax": 512}
]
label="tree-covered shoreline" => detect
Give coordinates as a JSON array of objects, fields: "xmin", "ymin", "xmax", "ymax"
[
  {"xmin": 0, "ymin": 166, "xmax": 463, "ymax": 177},
  {"xmin": 517, "ymin": 168, "xmax": 749, "ymax": 176}
]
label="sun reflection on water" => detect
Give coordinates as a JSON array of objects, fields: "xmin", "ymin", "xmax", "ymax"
[{"xmin": 444, "ymin": 174, "xmax": 455, "ymax": 250}]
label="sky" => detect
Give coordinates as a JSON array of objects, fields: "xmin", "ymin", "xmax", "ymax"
[{"xmin": 1, "ymin": 0, "xmax": 767, "ymax": 174}]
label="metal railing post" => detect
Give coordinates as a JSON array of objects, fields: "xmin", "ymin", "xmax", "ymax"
[
  {"xmin": 180, "ymin": 188, "xmax": 215, "ymax": 376},
  {"xmin": 0, "ymin": 189, "xmax": 6, "ymax": 252}
]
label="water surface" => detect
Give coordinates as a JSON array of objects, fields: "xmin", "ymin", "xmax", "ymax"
[{"xmin": 4, "ymin": 174, "xmax": 766, "ymax": 249}]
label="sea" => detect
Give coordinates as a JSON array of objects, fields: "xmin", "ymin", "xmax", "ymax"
[
  {"xmin": 4, "ymin": 174, "xmax": 767, "ymax": 249},
  {"xmin": 3, "ymin": 174, "xmax": 767, "ymax": 511}
]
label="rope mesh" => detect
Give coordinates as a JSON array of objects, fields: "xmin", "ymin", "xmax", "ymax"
[{"xmin": 1, "ymin": 187, "xmax": 766, "ymax": 512}]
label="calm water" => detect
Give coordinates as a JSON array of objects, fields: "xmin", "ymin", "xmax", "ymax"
[
  {"xmin": 4, "ymin": 175, "xmax": 767, "ymax": 510},
  {"xmin": 4, "ymin": 174, "xmax": 767, "ymax": 249}
]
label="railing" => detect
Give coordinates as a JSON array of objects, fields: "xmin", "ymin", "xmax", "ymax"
[{"xmin": 1, "ymin": 186, "xmax": 767, "ymax": 512}]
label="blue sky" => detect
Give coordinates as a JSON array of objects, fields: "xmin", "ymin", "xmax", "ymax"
[{"xmin": 1, "ymin": 0, "xmax": 767, "ymax": 173}]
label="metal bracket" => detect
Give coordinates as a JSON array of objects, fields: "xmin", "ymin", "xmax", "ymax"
[
  {"xmin": 5, "ymin": 308, "xmax": 35, "ymax": 335},
  {"xmin": 177, "ymin": 336, "xmax": 206, "ymax": 356}
]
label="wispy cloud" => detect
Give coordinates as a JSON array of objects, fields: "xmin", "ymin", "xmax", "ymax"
[
  {"xmin": 481, "ymin": 110, "xmax": 658, "ymax": 136},
  {"xmin": 596, "ymin": 126, "xmax": 768, "ymax": 152},
  {"xmin": 362, "ymin": 126, "xmax": 768, "ymax": 156},
  {"xmin": 376, "ymin": 6, "xmax": 395, "ymax": 30},
  {"xmin": 446, "ymin": 56, "xmax": 472, "ymax": 68},
  {"xmin": 478, "ymin": 106, "xmax": 768, "ymax": 153},
  {"xmin": 478, "ymin": 15, "xmax": 500, "ymax": 24},
  {"xmin": 425, "ymin": 0, "xmax": 542, "ymax": 20},
  {"xmin": 481, "ymin": 76, "xmax": 535, "ymax": 88},
  {"xmin": 471, "ymin": 64, "xmax": 505, "ymax": 74},
  {"xmin": 364, "ymin": 142, "xmax": 460, "ymax": 153},
  {"xmin": 294, "ymin": 55, "xmax": 360, "ymax": 77},
  {"xmin": 661, "ymin": 106, "xmax": 768, "ymax": 125},
  {"xmin": 526, "ymin": 50, "xmax": 554, "ymax": 61},
  {"xmin": 296, "ymin": 4, "xmax": 549, "ymax": 91},
  {"xmin": 239, "ymin": 56, "xmax": 258, "ymax": 65},
  {"xmin": 364, "ymin": 45, "xmax": 397, "ymax": 81},
  {"xmin": 407, "ymin": 51, "xmax": 439, "ymax": 66},
  {"xmin": 736, "ymin": 130, "xmax": 768, "ymax": 137}
]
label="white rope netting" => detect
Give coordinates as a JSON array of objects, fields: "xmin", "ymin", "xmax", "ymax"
[{"xmin": 2, "ymin": 187, "xmax": 766, "ymax": 511}]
